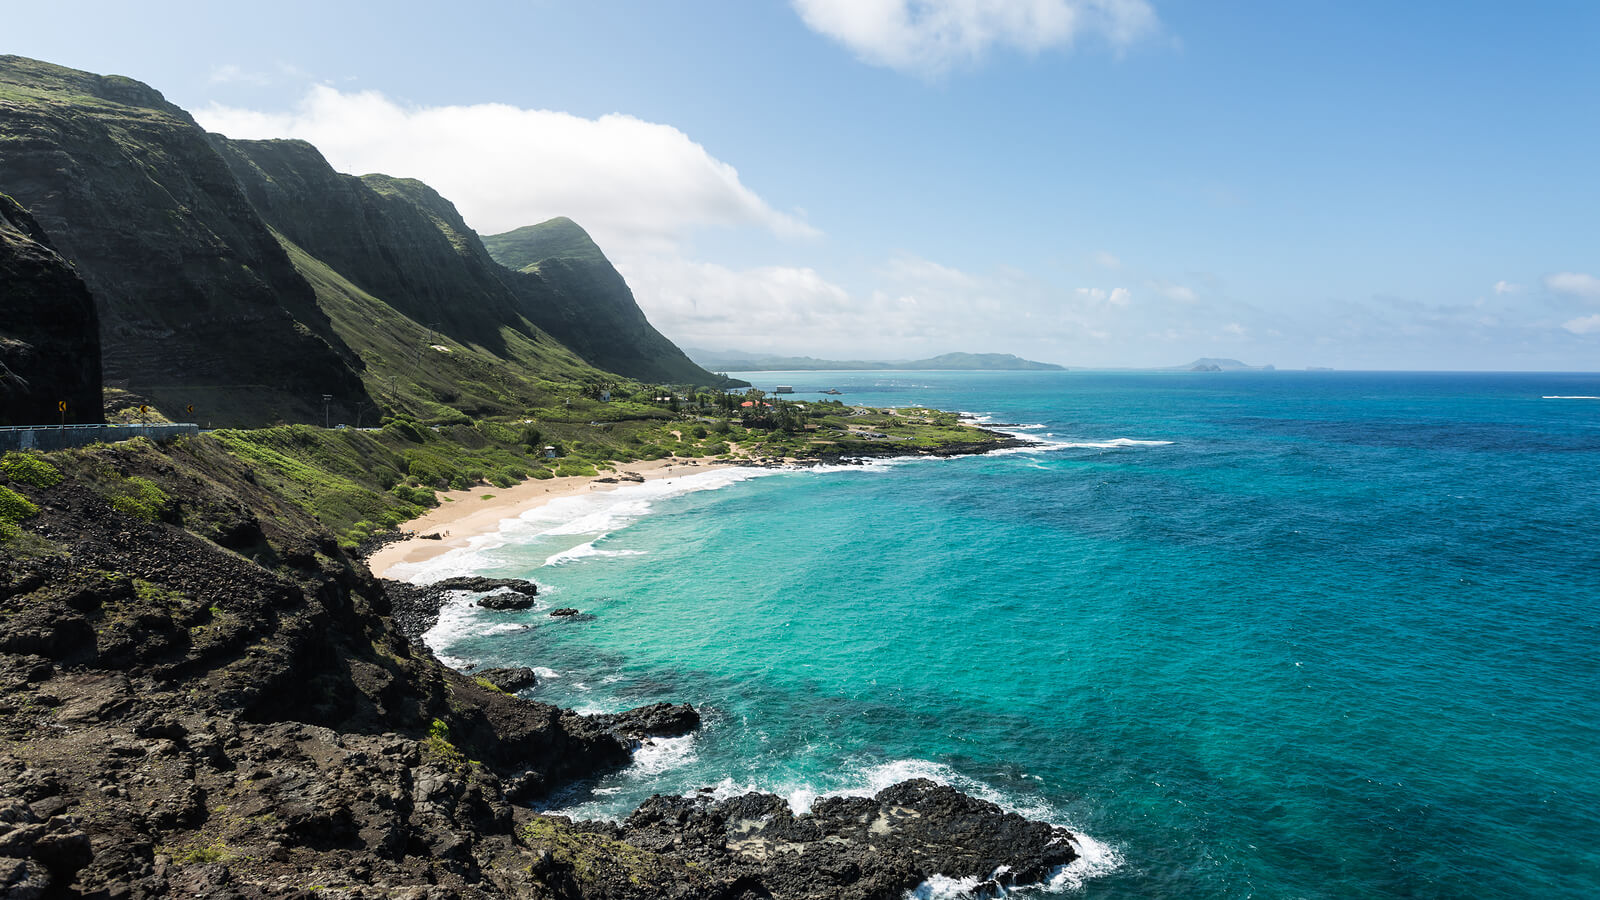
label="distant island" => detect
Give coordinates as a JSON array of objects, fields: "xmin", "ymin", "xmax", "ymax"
[
  {"xmin": 689, "ymin": 350, "xmax": 1065, "ymax": 372},
  {"xmin": 1166, "ymin": 358, "xmax": 1276, "ymax": 372}
]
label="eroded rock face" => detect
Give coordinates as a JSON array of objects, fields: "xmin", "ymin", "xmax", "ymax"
[
  {"xmin": 0, "ymin": 55, "xmax": 372, "ymax": 426},
  {"xmin": 0, "ymin": 194, "xmax": 101, "ymax": 425}
]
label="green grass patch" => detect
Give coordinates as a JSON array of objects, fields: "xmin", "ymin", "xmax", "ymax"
[
  {"xmin": 1, "ymin": 451, "xmax": 63, "ymax": 487},
  {"xmin": 0, "ymin": 484, "xmax": 39, "ymax": 542}
]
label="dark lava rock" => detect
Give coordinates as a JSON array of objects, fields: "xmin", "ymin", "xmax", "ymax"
[
  {"xmin": 619, "ymin": 777, "xmax": 1080, "ymax": 899},
  {"xmin": 548, "ymin": 607, "xmax": 580, "ymax": 617},
  {"xmin": 593, "ymin": 702, "xmax": 701, "ymax": 740},
  {"xmin": 432, "ymin": 576, "xmax": 538, "ymax": 596},
  {"xmin": 477, "ymin": 666, "xmax": 537, "ymax": 692},
  {"xmin": 477, "ymin": 592, "xmax": 536, "ymax": 611}
]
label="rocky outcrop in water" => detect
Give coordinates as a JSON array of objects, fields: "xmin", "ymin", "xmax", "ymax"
[{"xmin": 0, "ymin": 193, "xmax": 102, "ymax": 425}]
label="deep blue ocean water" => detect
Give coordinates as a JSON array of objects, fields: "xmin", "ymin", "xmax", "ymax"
[{"xmin": 395, "ymin": 371, "xmax": 1600, "ymax": 898}]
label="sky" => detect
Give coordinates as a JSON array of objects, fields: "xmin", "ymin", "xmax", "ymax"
[{"xmin": 8, "ymin": 1, "xmax": 1599, "ymax": 370}]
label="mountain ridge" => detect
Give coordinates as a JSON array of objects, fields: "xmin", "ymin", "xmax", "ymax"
[
  {"xmin": 0, "ymin": 55, "xmax": 731, "ymax": 426},
  {"xmin": 483, "ymin": 219, "xmax": 739, "ymax": 387}
]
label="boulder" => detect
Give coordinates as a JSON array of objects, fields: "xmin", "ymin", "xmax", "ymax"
[
  {"xmin": 593, "ymin": 702, "xmax": 701, "ymax": 740},
  {"xmin": 477, "ymin": 667, "xmax": 537, "ymax": 692}
]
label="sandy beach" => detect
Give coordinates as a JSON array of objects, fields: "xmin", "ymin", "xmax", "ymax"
[{"xmin": 367, "ymin": 457, "xmax": 736, "ymax": 578}]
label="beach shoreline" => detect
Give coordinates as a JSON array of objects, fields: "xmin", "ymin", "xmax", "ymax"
[{"xmin": 366, "ymin": 457, "xmax": 737, "ymax": 578}]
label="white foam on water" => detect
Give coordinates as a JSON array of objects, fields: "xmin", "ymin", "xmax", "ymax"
[
  {"xmin": 390, "ymin": 466, "xmax": 783, "ymax": 584},
  {"xmin": 1543, "ymin": 395, "xmax": 1600, "ymax": 400},
  {"xmin": 630, "ymin": 733, "xmax": 699, "ymax": 777},
  {"xmin": 531, "ymin": 666, "xmax": 560, "ymax": 680},
  {"xmin": 905, "ymin": 874, "xmax": 987, "ymax": 899},
  {"xmin": 988, "ymin": 434, "xmax": 1174, "ymax": 456},
  {"xmin": 544, "ymin": 540, "xmax": 646, "ymax": 567},
  {"xmin": 423, "ymin": 591, "xmax": 528, "ymax": 661},
  {"xmin": 1044, "ymin": 830, "xmax": 1125, "ymax": 892}
]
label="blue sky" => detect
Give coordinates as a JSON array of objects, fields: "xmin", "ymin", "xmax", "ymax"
[{"xmin": 9, "ymin": 1, "xmax": 1599, "ymax": 369}]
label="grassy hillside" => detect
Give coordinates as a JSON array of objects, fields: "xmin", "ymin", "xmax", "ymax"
[{"xmin": 484, "ymin": 219, "xmax": 740, "ymax": 388}]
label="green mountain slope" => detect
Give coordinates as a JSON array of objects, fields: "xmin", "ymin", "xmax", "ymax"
[
  {"xmin": 483, "ymin": 218, "xmax": 739, "ymax": 387},
  {"xmin": 0, "ymin": 55, "xmax": 734, "ymax": 426},
  {"xmin": 0, "ymin": 55, "xmax": 370, "ymax": 426}
]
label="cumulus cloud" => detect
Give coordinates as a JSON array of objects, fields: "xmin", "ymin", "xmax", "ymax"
[
  {"xmin": 1545, "ymin": 272, "xmax": 1600, "ymax": 301},
  {"xmin": 1563, "ymin": 314, "xmax": 1600, "ymax": 335},
  {"xmin": 1493, "ymin": 280, "xmax": 1523, "ymax": 295},
  {"xmin": 792, "ymin": 0, "xmax": 1159, "ymax": 75},
  {"xmin": 196, "ymin": 86, "xmax": 817, "ymax": 255}
]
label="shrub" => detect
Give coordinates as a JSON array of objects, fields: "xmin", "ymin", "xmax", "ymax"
[
  {"xmin": 109, "ymin": 476, "xmax": 168, "ymax": 523},
  {"xmin": 0, "ymin": 484, "xmax": 39, "ymax": 541},
  {"xmin": 1, "ymin": 452, "xmax": 63, "ymax": 488}
]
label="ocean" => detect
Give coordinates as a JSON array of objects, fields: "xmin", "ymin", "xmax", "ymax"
[{"xmin": 389, "ymin": 370, "xmax": 1600, "ymax": 898}]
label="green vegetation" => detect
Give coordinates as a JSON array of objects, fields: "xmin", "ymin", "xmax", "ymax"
[
  {"xmin": 1, "ymin": 451, "xmax": 63, "ymax": 487},
  {"xmin": 0, "ymin": 484, "xmax": 39, "ymax": 541},
  {"xmin": 521, "ymin": 816, "xmax": 688, "ymax": 888},
  {"xmin": 423, "ymin": 718, "xmax": 467, "ymax": 768},
  {"xmin": 473, "ymin": 676, "xmax": 508, "ymax": 694},
  {"xmin": 108, "ymin": 476, "xmax": 169, "ymax": 523},
  {"xmin": 193, "ymin": 390, "xmax": 1011, "ymax": 546}
]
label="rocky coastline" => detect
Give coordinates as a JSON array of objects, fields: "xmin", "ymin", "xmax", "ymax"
[{"xmin": 2, "ymin": 436, "xmax": 1078, "ymax": 898}]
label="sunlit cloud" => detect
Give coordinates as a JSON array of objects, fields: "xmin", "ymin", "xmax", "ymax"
[
  {"xmin": 196, "ymin": 86, "xmax": 818, "ymax": 256},
  {"xmin": 1545, "ymin": 271, "xmax": 1600, "ymax": 301},
  {"xmin": 792, "ymin": 0, "xmax": 1159, "ymax": 76},
  {"xmin": 1562, "ymin": 314, "xmax": 1600, "ymax": 335}
]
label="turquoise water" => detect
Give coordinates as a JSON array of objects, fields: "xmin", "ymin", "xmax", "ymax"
[{"xmin": 397, "ymin": 371, "xmax": 1600, "ymax": 898}]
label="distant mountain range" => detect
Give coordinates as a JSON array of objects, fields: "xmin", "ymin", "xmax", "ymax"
[{"xmin": 688, "ymin": 350, "xmax": 1065, "ymax": 372}]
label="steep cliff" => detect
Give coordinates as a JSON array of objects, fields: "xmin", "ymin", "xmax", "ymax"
[
  {"xmin": 213, "ymin": 137, "xmax": 610, "ymax": 417},
  {"xmin": 0, "ymin": 56, "xmax": 372, "ymax": 427},
  {"xmin": 0, "ymin": 194, "xmax": 102, "ymax": 425},
  {"xmin": 484, "ymin": 218, "xmax": 738, "ymax": 387}
]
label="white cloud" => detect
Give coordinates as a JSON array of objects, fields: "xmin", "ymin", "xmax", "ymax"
[
  {"xmin": 1545, "ymin": 272, "xmax": 1600, "ymax": 301},
  {"xmin": 208, "ymin": 64, "xmax": 272, "ymax": 86},
  {"xmin": 1152, "ymin": 280, "xmax": 1197, "ymax": 303},
  {"xmin": 195, "ymin": 86, "xmax": 817, "ymax": 256},
  {"xmin": 1562, "ymin": 314, "xmax": 1600, "ymax": 335},
  {"xmin": 1093, "ymin": 249, "xmax": 1122, "ymax": 269},
  {"xmin": 1493, "ymin": 280, "xmax": 1523, "ymax": 295},
  {"xmin": 792, "ymin": 0, "xmax": 1159, "ymax": 75}
]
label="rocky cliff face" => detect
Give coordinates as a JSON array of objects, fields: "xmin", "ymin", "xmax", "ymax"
[
  {"xmin": 213, "ymin": 139, "xmax": 538, "ymax": 356},
  {"xmin": 0, "ymin": 193, "xmax": 102, "ymax": 425},
  {"xmin": 484, "ymin": 219, "xmax": 738, "ymax": 387},
  {"xmin": 0, "ymin": 55, "xmax": 372, "ymax": 427}
]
